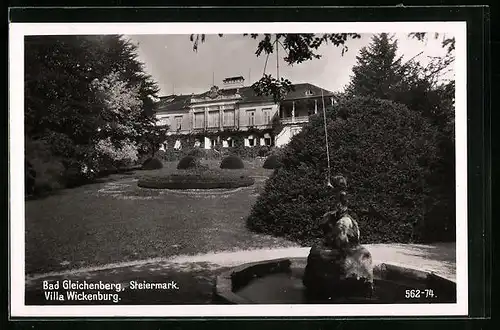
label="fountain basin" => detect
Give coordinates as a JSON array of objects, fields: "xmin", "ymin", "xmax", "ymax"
[{"xmin": 213, "ymin": 258, "xmax": 456, "ymax": 304}]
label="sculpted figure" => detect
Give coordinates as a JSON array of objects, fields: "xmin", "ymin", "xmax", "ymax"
[{"xmin": 303, "ymin": 175, "xmax": 374, "ymax": 301}]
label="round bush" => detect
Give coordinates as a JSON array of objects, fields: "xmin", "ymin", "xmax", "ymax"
[
  {"xmin": 263, "ymin": 154, "xmax": 282, "ymax": 169},
  {"xmin": 137, "ymin": 169, "xmax": 255, "ymax": 189},
  {"xmin": 247, "ymin": 96, "xmax": 447, "ymax": 245},
  {"xmin": 142, "ymin": 157, "xmax": 163, "ymax": 170},
  {"xmin": 220, "ymin": 155, "xmax": 245, "ymax": 169},
  {"xmin": 177, "ymin": 155, "xmax": 206, "ymax": 170}
]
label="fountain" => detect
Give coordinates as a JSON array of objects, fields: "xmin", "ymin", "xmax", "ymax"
[{"xmin": 213, "ymin": 176, "xmax": 456, "ymax": 304}]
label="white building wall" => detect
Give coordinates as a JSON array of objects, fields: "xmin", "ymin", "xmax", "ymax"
[
  {"xmin": 238, "ymin": 103, "xmax": 278, "ymax": 128},
  {"xmin": 275, "ymin": 125, "xmax": 303, "ymax": 147}
]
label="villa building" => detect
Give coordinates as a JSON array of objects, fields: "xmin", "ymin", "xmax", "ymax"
[{"xmin": 154, "ymin": 76, "xmax": 335, "ymax": 149}]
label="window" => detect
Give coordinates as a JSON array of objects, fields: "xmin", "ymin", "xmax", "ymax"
[
  {"xmin": 248, "ymin": 137, "xmax": 255, "ymax": 147},
  {"xmin": 175, "ymin": 116, "xmax": 183, "ymax": 130},
  {"xmin": 223, "ymin": 138, "xmax": 234, "ymax": 148},
  {"xmin": 305, "ymin": 89, "xmax": 313, "ymax": 96},
  {"xmin": 208, "ymin": 111, "xmax": 219, "ymax": 127},
  {"xmin": 156, "ymin": 117, "xmax": 170, "ymax": 127},
  {"xmin": 194, "ymin": 112, "xmax": 204, "ymax": 129},
  {"xmin": 262, "ymin": 108, "xmax": 272, "ymax": 125},
  {"xmin": 247, "ymin": 110, "xmax": 256, "ymax": 126},
  {"xmin": 211, "ymin": 139, "xmax": 217, "ymax": 147},
  {"xmin": 223, "ymin": 109, "xmax": 235, "ymax": 126},
  {"xmin": 264, "ymin": 137, "xmax": 272, "ymax": 146}
]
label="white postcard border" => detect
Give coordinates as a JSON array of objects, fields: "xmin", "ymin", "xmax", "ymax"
[{"xmin": 9, "ymin": 21, "xmax": 468, "ymax": 317}]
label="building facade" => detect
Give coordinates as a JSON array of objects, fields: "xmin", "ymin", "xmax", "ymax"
[{"xmin": 155, "ymin": 76, "xmax": 334, "ymax": 149}]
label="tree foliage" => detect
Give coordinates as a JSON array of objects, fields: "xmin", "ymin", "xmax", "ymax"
[
  {"xmin": 25, "ymin": 35, "xmax": 160, "ymax": 192},
  {"xmin": 345, "ymin": 33, "xmax": 404, "ymax": 99},
  {"xmin": 247, "ymin": 97, "xmax": 446, "ymax": 244}
]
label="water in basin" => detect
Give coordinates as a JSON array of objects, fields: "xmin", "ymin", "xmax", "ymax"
[{"xmin": 235, "ymin": 266, "xmax": 452, "ymax": 304}]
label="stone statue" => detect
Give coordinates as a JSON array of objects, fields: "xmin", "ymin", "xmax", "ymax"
[{"xmin": 303, "ymin": 175, "xmax": 374, "ymax": 301}]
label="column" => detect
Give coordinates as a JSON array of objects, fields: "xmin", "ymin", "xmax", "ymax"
[
  {"xmin": 204, "ymin": 107, "xmax": 208, "ymax": 129},
  {"xmin": 219, "ymin": 105, "xmax": 223, "ymax": 131},
  {"xmin": 331, "ymin": 97, "xmax": 334, "ymax": 106},
  {"xmin": 237, "ymin": 106, "xmax": 240, "ymax": 129},
  {"xmin": 314, "ymin": 99, "xmax": 318, "ymax": 114},
  {"xmin": 191, "ymin": 110, "xmax": 194, "ymax": 131},
  {"xmin": 292, "ymin": 101, "xmax": 295, "ymax": 123}
]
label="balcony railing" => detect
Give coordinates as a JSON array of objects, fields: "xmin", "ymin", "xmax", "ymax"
[{"xmin": 281, "ymin": 116, "xmax": 309, "ymax": 125}]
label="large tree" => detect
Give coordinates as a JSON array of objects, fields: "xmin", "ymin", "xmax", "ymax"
[
  {"xmin": 25, "ymin": 35, "xmax": 160, "ymax": 184},
  {"xmin": 343, "ymin": 33, "xmax": 456, "ymax": 242},
  {"xmin": 345, "ymin": 33, "xmax": 404, "ymax": 99}
]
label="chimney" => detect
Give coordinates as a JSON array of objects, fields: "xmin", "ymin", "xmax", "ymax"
[{"xmin": 222, "ymin": 76, "xmax": 245, "ymax": 89}]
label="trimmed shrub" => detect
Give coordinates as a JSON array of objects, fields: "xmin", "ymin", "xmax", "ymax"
[
  {"xmin": 142, "ymin": 157, "xmax": 163, "ymax": 170},
  {"xmin": 263, "ymin": 154, "xmax": 282, "ymax": 169},
  {"xmin": 138, "ymin": 169, "xmax": 255, "ymax": 189},
  {"xmin": 247, "ymin": 96, "xmax": 448, "ymax": 245},
  {"xmin": 177, "ymin": 155, "xmax": 206, "ymax": 170},
  {"xmin": 220, "ymin": 155, "xmax": 245, "ymax": 169}
]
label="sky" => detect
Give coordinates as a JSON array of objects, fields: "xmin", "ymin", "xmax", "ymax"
[{"xmin": 125, "ymin": 33, "xmax": 453, "ymax": 97}]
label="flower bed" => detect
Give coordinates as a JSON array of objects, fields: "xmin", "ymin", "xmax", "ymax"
[{"xmin": 137, "ymin": 169, "xmax": 255, "ymax": 190}]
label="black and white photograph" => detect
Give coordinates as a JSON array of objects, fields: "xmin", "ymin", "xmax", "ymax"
[{"xmin": 10, "ymin": 21, "xmax": 468, "ymax": 317}]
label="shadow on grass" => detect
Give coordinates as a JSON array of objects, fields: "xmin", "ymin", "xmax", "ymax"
[{"xmin": 25, "ymin": 168, "xmax": 146, "ymax": 201}]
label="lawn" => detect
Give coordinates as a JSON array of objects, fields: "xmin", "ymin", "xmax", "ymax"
[{"xmin": 25, "ymin": 159, "xmax": 297, "ymax": 275}]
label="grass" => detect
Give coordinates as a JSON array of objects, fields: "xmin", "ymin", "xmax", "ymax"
[
  {"xmin": 25, "ymin": 159, "xmax": 294, "ymax": 275},
  {"xmin": 138, "ymin": 168, "xmax": 255, "ymax": 189}
]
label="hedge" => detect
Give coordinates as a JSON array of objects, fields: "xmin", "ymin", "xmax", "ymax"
[
  {"xmin": 137, "ymin": 169, "xmax": 255, "ymax": 189},
  {"xmin": 177, "ymin": 155, "xmax": 207, "ymax": 170},
  {"xmin": 142, "ymin": 158, "xmax": 163, "ymax": 170},
  {"xmin": 246, "ymin": 96, "xmax": 453, "ymax": 245},
  {"xmin": 220, "ymin": 155, "xmax": 245, "ymax": 169},
  {"xmin": 263, "ymin": 154, "xmax": 282, "ymax": 169}
]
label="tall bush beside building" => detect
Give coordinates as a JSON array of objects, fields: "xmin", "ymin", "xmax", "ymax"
[{"xmin": 247, "ymin": 96, "xmax": 450, "ymax": 244}]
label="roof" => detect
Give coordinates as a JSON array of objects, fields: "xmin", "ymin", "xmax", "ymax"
[
  {"xmin": 155, "ymin": 94, "xmax": 191, "ymax": 113},
  {"xmin": 282, "ymin": 83, "xmax": 334, "ymax": 101},
  {"xmin": 223, "ymin": 76, "xmax": 245, "ymax": 82},
  {"xmin": 155, "ymin": 83, "xmax": 333, "ymax": 113},
  {"xmin": 238, "ymin": 83, "xmax": 334, "ymax": 103}
]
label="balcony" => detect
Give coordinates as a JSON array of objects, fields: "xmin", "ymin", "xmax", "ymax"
[{"xmin": 281, "ymin": 116, "xmax": 310, "ymax": 125}]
